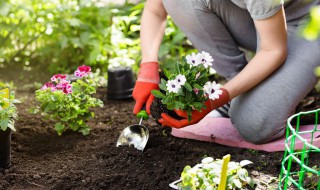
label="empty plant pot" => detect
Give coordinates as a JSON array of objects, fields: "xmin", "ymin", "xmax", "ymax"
[
  {"xmin": 0, "ymin": 129, "xmax": 12, "ymax": 168},
  {"xmin": 107, "ymin": 67, "xmax": 135, "ymax": 100}
]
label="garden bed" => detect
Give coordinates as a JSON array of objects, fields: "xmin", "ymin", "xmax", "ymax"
[{"xmin": 0, "ymin": 87, "xmax": 319, "ymax": 190}]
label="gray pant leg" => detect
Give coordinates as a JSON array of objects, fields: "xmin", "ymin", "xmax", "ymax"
[
  {"xmin": 163, "ymin": 0, "xmax": 320, "ymax": 144},
  {"xmin": 162, "ymin": 0, "xmax": 257, "ymax": 80},
  {"xmin": 229, "ymin": 26, "xmax": 320, "ymax": 144}
]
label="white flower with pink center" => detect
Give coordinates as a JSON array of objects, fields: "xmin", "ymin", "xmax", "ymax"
[
  {"xmin": 199, "ymin": 51, "xmax": 213, "ymax": 68},
  {"xmin": 166, "ymin": 80, "xmax": 181, "ymax": 93},
  {"xmin": 203, "ymin": 81, "xmax": 222, "ymax": 100}
]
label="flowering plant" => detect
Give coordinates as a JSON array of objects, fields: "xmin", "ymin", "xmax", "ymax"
[
  {"xmin": 35, "ymin": 65, "xmax": 104, "ymax": 136},
  {"xmin": 152, "ymin": 51, "xmax": 222, "ymax": 121},
  {"xmin": 177, "ymin": 157, "xmax": 255, "ymax": 189},
  {"xmin": 0, "ymin": 89, "xmax": 20, "ymax": 131}
]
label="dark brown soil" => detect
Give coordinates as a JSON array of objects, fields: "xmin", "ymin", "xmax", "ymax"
[{"xmin": 0, "ymin": 86, "xmax": 319, "ymax": 190}]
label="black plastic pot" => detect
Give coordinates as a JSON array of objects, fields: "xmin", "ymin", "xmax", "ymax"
[
  {"xmin": 0, "ymin": 129, "xmax": 12, "ymax": 168},
  {"xmin": 107, "ymin": 67, "xmax": 135, "ymax": 100}
]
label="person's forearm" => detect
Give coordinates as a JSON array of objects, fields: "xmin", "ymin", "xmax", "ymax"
[
  {"xmin": 223, "ymin": 7, "xmax": 287, "ymax": 99},
  {"xmin": 223, "ymin": 49, "xmax": 287, "ymax": 99},
  {"xmin": 140, "ymin": 0, "xmax": 167, "ymax": 63}
]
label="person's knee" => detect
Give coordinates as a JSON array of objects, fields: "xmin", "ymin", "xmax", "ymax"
[{"xmin": 230, "ymin": 110, "xmax": 286, "ymax": 144}]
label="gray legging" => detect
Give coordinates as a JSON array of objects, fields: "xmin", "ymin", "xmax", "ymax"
[{"xmin": 162, "ymin": 0, "xmax": 320, "ymax": 144}]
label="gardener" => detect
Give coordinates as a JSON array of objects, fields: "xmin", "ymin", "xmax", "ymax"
[{"xmin": 132, "ymin": 0, "xmax": 320, "ymax": 144}]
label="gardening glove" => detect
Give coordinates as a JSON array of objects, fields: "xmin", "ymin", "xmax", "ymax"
[
  {"xmin": 132, "ymin": 62, "xmax": 160, "ymax": 115},
  {"xmin": 159, "ymin": 88, "xmax": 230, "ymax": 128}
]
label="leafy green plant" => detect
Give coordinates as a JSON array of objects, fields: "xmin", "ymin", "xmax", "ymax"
[
  {"xmin": 302, "ymin": 5, "xmax": 320, "ymax": 41},
  {"xmin": 0, "ymin": 0, "xmax": 195, "ymax": 77},
  {"xmin": 152, "ymin": 51, "xmax": 220, "ymax": 120},
  {"xmin": 35, "ymin": 65, "xmax": 103, "ymax": 135},
  {"xmin": 0, "ymin": 89, "xmax": 20, "ymax": 131},
  {"xmin": 178, "ymin": 157, "xmax": 255, "ymax": 190}
]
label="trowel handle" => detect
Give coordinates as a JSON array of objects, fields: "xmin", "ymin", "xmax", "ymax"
[{"xmin": 137, "ymin": 106, "xmax": 148, "ymax": 120}]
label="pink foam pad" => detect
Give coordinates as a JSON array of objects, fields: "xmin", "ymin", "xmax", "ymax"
[{"xmin": 171, "ymin": 117, "xmax": 320, "ymax": 152}]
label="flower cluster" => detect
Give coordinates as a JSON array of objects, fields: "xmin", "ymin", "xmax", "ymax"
[
  {"xmin": 41, "ymin": 65, "xmax": 92, "ymax": 94},
  {"xmin": 0, "ymin": 89, "xmax": 20, "ymax": 132},
  {"xmin": 166, "ymin": 74, "xmax": 186, "ymax": 93},
  {"xmin": 74, "ymin": 65, "xmax": 91, "ymax": 78},
  {"xmin": 35, "ymin": 65, "xmax": 103, "ymax": 135},
  {"xmin": 152, "ymin": 51, "xmax": 221, "ymax": 120},
  {"xmin": 177, "ymin": 156, "xmax": 255, "ymax": 189},
  {"xmin": 186, "ymin": 51, "xmax": 213, "ymax": 68},
  {"xmin": 42, "ymin": 74, "xmax": 73, "ymax": 94}
]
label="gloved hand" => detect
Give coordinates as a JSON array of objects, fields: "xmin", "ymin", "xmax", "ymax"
[
  {"xmin": 132, "ymin": 62, "xmax": 160, "ymax": 115},
  {"xmin": 159, "ymin": 88, "xmax": 230, "ymax": 128}
]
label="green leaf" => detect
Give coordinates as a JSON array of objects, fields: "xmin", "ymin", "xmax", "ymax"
[
  {"xmin": 184, "ymin": 82, "xmax": 192, "ymax": 91},
  {"xmin": 172, "ymin": 32, "xmax": 185, "ymax": 44},
  {"xmin": 192, "ymin": 102, "xmax": 206, "ymax": 111},
  {"xmin": 152, "ymin": 90, "xmax": 165, "ymax": 99},
  {"xmin": 163, "ymin": 68, "xmax": 171, "ymax": 79},
  {"xmin": 0, "ymin": 1, "xmax": 10, "ymax": 16},
  {"xmin": 159, "ymin": 79, "xmax": 167, "ymax": 91},
  {"xmin": 65, "ymin": 18, "xmax": 83, "ymax": 27},
  {"xmin": 193, "ymin": 84, "xmax": 203, "ymax": 90},
  {"xmin": 55, "ymin": 123, "xmax": 65, "ymax": 136},
  {"xmin": 7, "ymin": 122, "xmax": 16, "ymax": 131},
  {"xmin": 233, "ymin": 178, "xmax": 242, "ymax": 188},
  {"xmin": 80, "ymin": 127, "xmax": 90, "ymax": 135},
  {"xmin": 174, "ymin": 101, "xmax": 185, "ymax": 110}
]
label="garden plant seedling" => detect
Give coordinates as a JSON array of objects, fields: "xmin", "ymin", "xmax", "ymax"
[{"xmin": 116, "ymin": 109, "xmax": 149, "ymax": 151}]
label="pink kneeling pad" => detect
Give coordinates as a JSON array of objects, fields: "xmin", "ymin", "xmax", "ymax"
[{"xmin": 171, "ymin": 117, "xmax": 320, "ymax": 152}]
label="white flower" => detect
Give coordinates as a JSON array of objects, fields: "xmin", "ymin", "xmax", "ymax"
[
  {"xmin": 166, "ymin": 80, "xmax": 181, "ymax": 93},
  {"xmin": 203, "ymin": 81, "xmax": 223, "ymax": 100},
  {"xmin": 175, "ymin": 74, "xmax": 186, "ymax": 86},
  {"xmin": 186, "ymin": 52, "xmax": 201, "ymax": 67},
  {"xmin": 199, "ymin": 51, "xmax": 214, "ymax": 68}
]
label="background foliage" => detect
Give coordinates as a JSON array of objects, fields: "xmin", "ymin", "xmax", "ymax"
[
  {"xmin": 0, "ymin": 1, "xmax": 319, "ymax": 81},
  {"xmin": 0, "ymin": 0, "xmax": 193, "ymax": 77}
]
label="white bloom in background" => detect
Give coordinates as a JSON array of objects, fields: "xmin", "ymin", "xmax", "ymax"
[
  {"xmin": 186, "ymin": 52, "xmax": 201, "ymax": 67},
  {"xmin": 108, "ymin": 57, "xmax": 135, "ymax": 69},
  {"xmin": 166, "ymin": 80, "xmax": 181, "ymax": 93},
  {"xmin": 209, "ymin": 67, "xmax": 217, "ymax": 75},
  {"xmin": 203, "ymin": 81, "xmax": 223, "ymax": 100},
  {"xmin": 175, "ymin": 74, "xmax": 186, "ymax": 86},
  {"xmin": 199, "ymin": 51, "xmax": 214, "ymax": 68}
]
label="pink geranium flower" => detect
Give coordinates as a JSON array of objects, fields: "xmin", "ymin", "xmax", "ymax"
[
  {"xmin": 51, "ymin": 74, "xmax": 67, "ymax": 82},
  {"xmin": 55, "ymin": 80, "xmax": 72, "ymax": 94},
  {"xmin": 62, "ymin": 83, "xmax": 73, "ymax": 94},
  {"xmin": 41, "ymin": 82, "xmax": 56, "ymax": 92},
  {"xmin": 74, "ymin": 65, "xmax": 91, "ymax": 78}
]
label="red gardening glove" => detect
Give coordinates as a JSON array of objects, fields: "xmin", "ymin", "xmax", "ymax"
[
  {"xmin": 132, "ymin": 62, "xmax": 160, "ymax": 115},
  {"xmin": 159, "ymin": 88, "xmax": 230, "ymax": 128}
]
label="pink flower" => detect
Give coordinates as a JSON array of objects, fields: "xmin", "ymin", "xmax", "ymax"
[
  {"xmin": 54, "ymin": 80, "xmax": 73, "ymax": 94},
  {"xmin": 193, "ymin": 88, "xmax": 199, "ymax": 95},
  {"xmin": 41, "ymin": 82, "xmax": 55, "ymax": 91},
  {"xmin": 78, "ymin": 65, "xmax": 91, "ymax": 73},
  {"xmin": 62, "ymin": 84, "xmax": 73, "ymax": 94},
  {"xmin": 51, "ymin": 74, "xmax": 67, "ymax": 82},
  {"xmin": 74, "ymin": 65, "xmax": 91, "ymax": 78}
]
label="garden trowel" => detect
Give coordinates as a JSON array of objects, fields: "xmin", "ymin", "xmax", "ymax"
[{"xmin": 116, "ymin": 109, "xmax": 149, "ymax": 151}]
